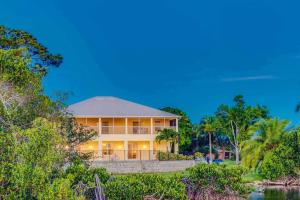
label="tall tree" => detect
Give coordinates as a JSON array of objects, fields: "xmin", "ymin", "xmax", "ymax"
[
  {"xmin": 241, "ymin": 118, "xmax": 289, "ymax": 170},
  {"xmin": 201, "ymin": 116, "xmax": 219, "ymax": 162},
  {"xmin": 161, "ymin": 107, "xmax": 193, "ymax": 152},
  {"xmin": 215, "ymin": 95, "xmax": 269, "ymax": 164}
]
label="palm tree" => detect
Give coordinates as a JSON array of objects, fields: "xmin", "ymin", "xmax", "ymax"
[
  {"xmin": 202, "ymin": 116, "xmax": 219, "ymax": 163},
  {"xmin": 155, "ymin": 128, "xmax": 179, "ymax": 153},
  {"xmin": 241, "ymin": 118, "xmax": 290, "ymax": 170}
]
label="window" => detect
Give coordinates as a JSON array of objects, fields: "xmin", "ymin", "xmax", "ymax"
[
  {"xmin": 170, "ymin": 119, "xmax": 176, "ymax": 127},
  {"xmin": 154, "ymin": 120, "xmax": 162, "ymax": 132},
  {"xmin": 103, "ymin": 143, "xmax": 113, "ymax": 155},
  {"xmin": 133, "ymin": 121, "xmax": 140, "ymax": 134},
  {"xmin": 102, "ymin": 121, "xmax": 109, "ymax": 134}
]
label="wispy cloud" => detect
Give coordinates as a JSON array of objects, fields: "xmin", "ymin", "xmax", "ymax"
[{"xmin": 221, "ymin": 75, "xmax": 278, "ymax": 82}]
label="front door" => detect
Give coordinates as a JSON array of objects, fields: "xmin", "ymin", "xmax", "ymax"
[{"xmin": 128, "ymin": 142, "xmax": 138, "ymax": 159}]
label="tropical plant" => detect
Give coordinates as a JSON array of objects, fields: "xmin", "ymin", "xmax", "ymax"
[
  {"xmin": 0, "ymin": 118, "xmax": 82, "ymax": 199},
  {"xmin": 215, "ymin": 95, "xmax": 269, "ymax": 164},
  {"xmin": 156, "ymin": 151, "xmax": 194, "ymax": 160},
  {"xmin": 201, "ymin": 116, "xmax": 219, "ymax": 162},
  {"xmin": 0, "ymin": 26, "xmax": 99, "ymax": 199},
  {"xmin": 259, "ymin": 129, "xmax": 300, "ymax": 180},
  {"xmin": 104, "ymin": 174, "xmax": 187, "ymax": 200},
  {"xmin": 185, "ymin": 163, "xmax": 250, "ymax": 199},
  {"xmin": 260, "ymin": 144, "xmax": 296, "ymax": 180},
  {"xmin": 241, "ymin": 118, "xmax": 290, "ymax": 170},
  {"xmin": 155, "ymin": 128, "xmax": 179, "ymax": 153},
  {"xmin": 161, "ymin": 107, "xmax": 193, "ymax": 151}
]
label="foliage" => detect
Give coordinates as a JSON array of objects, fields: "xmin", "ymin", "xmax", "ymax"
[
  {"xmin": 65, "ymin": 159, "xmax": 110, "ymax": 186},
  {"xmin": 241, "ymin": 118, "xmax": 289, "ymax": 170},
  {"xmin": 215, "ymin": 95, "xmax": 269, "ymax": 164},
  {"xmin": 156, "ymin": 128, "xmax": 179, "ymax": 153},
  {"xmin": 195, "ymin": 145, "xmax": 218, "ymax": 158},
  {"xmin": 0, "ymin": 131, "xmax": 15, "ymax": 195},
  {"xmin": 64, "ymin": 159, "xmax": 110, "ymax": 199},
  {"xmin": 260, "ymin": 145, "xmax": 296, "ymax": 180},
  {"xmin": 161, "ymin": 107, "xmax": 193, "ymax": 151},
  {"xmin": 200, "ymin": 116, "xmax": 219, "ymax": 160},
  {"xmin": 0, "ymin": 26, "xmax": 99, "ymax": 199},
  {"xmin": 241, "ymin": 119, "xmax": 300, "ymax": 180},
  {"xmin": 185, "ymin": 163, "xmax": 250, "ymax": 199},
  {"xmin": 104, "ymin": 174, "xmax": 188, "ymax": 200},
  {"xmin": 194, "ymin": 152, "xmax": 203, "ymax": 158},
  {"xmin": 40, "ymin": 178, "xmax": 84, "ymax": 200},
  {"xmin": 59, "ymin": 117, "xmax": 97, "ymax": 162},
  {"xmin": 0, "ymin": 118, "xmax": 81, "ymax": 199},
  {"xmin": 259, "ymin": 130, "xmax": 300, "ymax": 180},
  {"xmin": 0, "ymin": 25, "xmax": 62, "ymax": 76},
  {"xmin": 156, "ymin": 151, "xmax": 194, "ymax": 161}
]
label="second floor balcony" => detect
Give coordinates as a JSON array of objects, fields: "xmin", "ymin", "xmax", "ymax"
[
  {"xmin": 79, "ymin": 117, "xmax": 177, "ymax": 135},
  {"xmin": 83, "ymin": 125, "xmax": 176, "ymax": 134}
]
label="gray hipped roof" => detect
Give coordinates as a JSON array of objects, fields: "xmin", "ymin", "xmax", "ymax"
[{"xmin": 68, "ymin": 96, "xmax": 179, "ymax": 118}]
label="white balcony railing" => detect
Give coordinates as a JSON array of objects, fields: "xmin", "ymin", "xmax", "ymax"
[
  {"xmin": 83, "ymin": 125, "xmax": 176, "ymax": 134},
  {"xmin": 128, "ymin": 126, "xmax": 151, "ymax": 134}
]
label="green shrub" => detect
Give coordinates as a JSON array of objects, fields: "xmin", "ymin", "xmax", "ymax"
[
  {"xmin": 156, "ymin": 151, "xmax": 194, "ymax": 161},
  {"xmin": 65, "ymin": 161, "xmax": 110, "ymax": 186},
  {"xmin": 64, "ymin": 161, "xmax": 110, "ymax": 199},
  {"xmin": 194, "ymin": 152, "xmax": 203, "ymax": 158},
  {"xmin": 260, "ymin": 145, "xmax": 296, "ymax": 180},
  {"xmin": 185, "ymin": 163, "xmax": 250, "ymax": 198},
  {"xmin": 104, "ymin": 174, "xmax": 187, "ymax": 200},
  {"xmin": 40, "ymin": 178, "xmax": 84, "ymax": 200}
]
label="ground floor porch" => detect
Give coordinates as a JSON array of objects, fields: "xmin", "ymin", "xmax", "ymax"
[{"xmin": 77, "ymin": 140, "xmax": 176, "ymax": 161}]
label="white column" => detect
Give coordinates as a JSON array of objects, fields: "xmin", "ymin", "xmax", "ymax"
[
  {"xmin": 98, "ymin": 140, "xmax": 102, "ymax": 160},
  {"xmin": 150, "ymin": 118, "xmax": 153, "ymax": 134},
  {"xmin": 163, "ymin": 118, "xmax": 166, "ymax": 129},
  {"xmin": 139, "ymin": 118, "xmax": 141, "ymax": 134},
  {"xmin": 125, "ymin": 118, "xmax": 128, "ymax": 134},
  {"xmin": 175, "ymin": 143, "xmax": 179, "ymax": 154},
  {"xmin": 149, "ymin": 140, "xmax": 154, "ymax": 160},
  {"xmin": 124, "ymin": 140, "xmax": 128, "ymax": 160},
  {"xmin": 98, "ymin": 118, "xmax": 102, "ymax": 135},
  {"xmin": 175, "ymin": 118, "xmax": 179, "ymax": 154},
  {"xmin": 112, "ymin": 117, "xmax": 115, "ymax": 134}
]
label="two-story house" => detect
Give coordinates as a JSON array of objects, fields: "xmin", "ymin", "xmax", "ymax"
[{"xmin": 68, "ymin": 96, "xmax": 180, "ymax": 161}]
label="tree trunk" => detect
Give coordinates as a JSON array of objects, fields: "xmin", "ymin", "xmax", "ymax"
[
  {"xmin": 235, "ymin": 146, "xmax": 240, "ymax": 164},
  {"xmin": 209, "ymin": 132, "xmax": 212, "ymax": 163},
  {"xmin": 222, "ymin": 145, "xmax": 225, "ymax": 160}
]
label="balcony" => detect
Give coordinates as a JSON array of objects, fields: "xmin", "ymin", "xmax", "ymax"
[{"xmin": 83, "ymin": 125, "xmax": 176, "ymax": 134}]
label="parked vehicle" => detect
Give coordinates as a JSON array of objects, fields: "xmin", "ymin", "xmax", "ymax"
[{"xmin": 212, "ymin": 159, "xmax": 224, "ymax": 164}]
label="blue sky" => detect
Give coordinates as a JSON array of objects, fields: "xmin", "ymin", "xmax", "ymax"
[{"xmin": 1, "ymin": 0, "xmax": 300, "ymax": 123}]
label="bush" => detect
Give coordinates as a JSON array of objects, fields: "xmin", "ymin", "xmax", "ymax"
[
  {"xmin": 156, "ymin": 151, "xmax": 194, "ymax": 161},
  {"xmin": 260, "ymin": 145, "xmax": 296, "ymax": 180},
  {"xmin": 185, "ymin": 163, "xmax": 250, "ymax": 199},
  {"xmin": 40, "ymin": 178, "xmax": 84, "ymax": 200},
  {"xmin": 104, "ymin": 174, "xmax": 187, "ymax": 200},
  {"xmin": 194, "ymin": 152, "xmax": 203, "ymax": 158},
  {"xmin": 65, "ymin": 162, "xmax": 110, "ymax": 186},
  {"xmin": 64, "ymin": 160, "xmax": 110, "ymax": 199}
]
